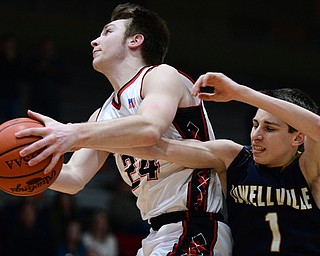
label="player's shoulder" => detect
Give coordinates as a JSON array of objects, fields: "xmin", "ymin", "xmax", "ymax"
[
  {"xmin": 143, "ymin": 64, "xmax": 192, "ymax": 100},
  {"xmin": 143, "ymin": 64, "xmax": 184, "ymax": 90},
  {"xmin": 148, "ymin": 64, "xmax": 179, "ymax": 77}
]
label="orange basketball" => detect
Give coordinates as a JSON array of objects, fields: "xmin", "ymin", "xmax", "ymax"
[{"xmin": 0, "ymin": 117, "xmax": 63, "ymax": 196}]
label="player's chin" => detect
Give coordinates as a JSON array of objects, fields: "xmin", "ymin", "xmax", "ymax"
[
  {"xmin": 92, "ymin": 59, "xmax": 101, "ymax": 70},
  {"xmin": 252, "ymin": 154, "xmax": 266, "ymax": 165},
  {"xmin": 93, "ymin": 64, "xmax": 105, "ymax": 75}
]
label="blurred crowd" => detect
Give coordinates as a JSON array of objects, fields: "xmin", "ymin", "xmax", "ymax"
[
  {"xmin": 0, "ymin": 185, "xmax": 150, "ymax": 256},
  {"xmin": 0, "ymin": 32, "xmax": 68, "ymax": 123}
]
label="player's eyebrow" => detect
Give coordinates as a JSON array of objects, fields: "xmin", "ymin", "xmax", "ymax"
[
  {"xmin": 103, "ymin": 23, "xmax": 115, "ymax": 31},
  {"xmin": 253, "ymin": 118, "xmax": 281, "ymax": 127},
  {"xmin": 101, "ymin": 23, "xmax": 114, "ymax": 35}
]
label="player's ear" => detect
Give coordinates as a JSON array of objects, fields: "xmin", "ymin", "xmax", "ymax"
[
  {"xmin": 128, "ymin": 34, "xmax": 144, "ymax": 49},
  {"xmin": 292, "ymin": 132, "xmax": 304, "ymax": 146}
]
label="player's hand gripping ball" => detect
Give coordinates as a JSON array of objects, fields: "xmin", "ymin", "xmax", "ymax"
[{"xmin": 0, "ymin": 117, "xmax": 63, "ymax": 196}]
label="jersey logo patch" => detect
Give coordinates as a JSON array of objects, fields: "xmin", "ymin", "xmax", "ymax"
[{"xmin": 128, "ymin": 97, "xmax": 136, "ymax": 108}]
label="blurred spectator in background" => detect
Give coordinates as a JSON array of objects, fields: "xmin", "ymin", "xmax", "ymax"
[
  {"xmin": 48, "ymin": 192, "xmax": 79, "ymax": 248},
  {"xmin": 56, "ymin": 218, "xmax": 88, "ymax": 256},
  {"xmin": 0, "ymin": 33, "xmax": 27, "ymax": 123},
  {"xmin": 109, "ymin": 181, "xmax": 149, "ymax": 256},
  {"xmin": 0, "ymin": 205, "xmax": 5, "ymax": 255},
  {"xmin": 109, "ymin": 180, "xmax": 150, "ymax": 236},
  {"xmin": 28, "ymin": 37, "xmax": 68, "ymax": 120},
  {"xmin": 2, "ymin": 197, "xmax": 55, "ymax": 256},
  {"xmin": 82, "ymin": 210, "xmax": 118, "ymax": 256}
]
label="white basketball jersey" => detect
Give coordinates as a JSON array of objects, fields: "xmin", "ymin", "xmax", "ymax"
[{"xmin": 98, "ymin": 66, "xmax": 225, "ymax": 221}]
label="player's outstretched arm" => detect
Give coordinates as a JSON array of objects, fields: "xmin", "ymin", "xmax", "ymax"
[
  {"xmin": 111, "ymin": 138, "xmax": 242, "ymax": 176},
  {"xmin": 193, "ymin": 72, "xmax": 320, "ymax": 207},
  {"xmin": 193, "ymin": 72, "xmax": 320, "ymax": 142}
]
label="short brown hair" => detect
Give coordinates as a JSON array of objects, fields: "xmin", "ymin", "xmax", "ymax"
[{"xmin": 111, "ymin": 3, "xmax": 170, "ymax": 65}]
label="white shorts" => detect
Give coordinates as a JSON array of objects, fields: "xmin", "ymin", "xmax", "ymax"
[{"xmin": 137, "ymin": 220, "xmax": 233, "ymax": 255}]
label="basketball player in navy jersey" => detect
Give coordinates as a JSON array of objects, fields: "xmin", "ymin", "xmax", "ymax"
[
  {"xmin": 16, "ymin": 3, "xmax": 232, "ymax": 255},
  {"xmin": 119, "ymin": 72, "xmax": 320, "ymax": 255}
]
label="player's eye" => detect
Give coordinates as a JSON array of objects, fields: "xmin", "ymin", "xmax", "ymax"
[
  {"xmin": 252, "ymin": 120, "xmax": 258, "ymax": 129},
  {"xmin": 104, "ymin": 29, "xmax": 112, "ymax": 35},
  {"xmin": 265, "ymin": 127, "xmax": 275, "ymax": 132}
]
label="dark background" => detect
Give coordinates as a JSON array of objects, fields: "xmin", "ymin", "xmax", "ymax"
[{"xmin": 1, "ymin": 0, "xmax": 319, "ymax": 144}]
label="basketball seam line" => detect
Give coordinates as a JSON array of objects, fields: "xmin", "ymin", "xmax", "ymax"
[
  {"xmin": 0, "ymin": 167, "xmax": 46, "ymax": 179},
  {"xmin": 0, "ymin": 143, "xmax": 34, "ymax": 157},
  {"xmin": 0, "ymin": 120, "xmax": 42, "ymax": 132}
]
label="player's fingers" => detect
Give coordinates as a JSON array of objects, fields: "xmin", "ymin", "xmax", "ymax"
[
  {"xmin": 28, "ymin": 150, "xmax": 50, "ymax": 166},
  {"xmin": 193, "ymin": 72, "xmax": 219, "ymax": 96},
  {"xmin": 201, "ymin": 72, "xmax": 219, "ymax": 87},
  {"xmin": 43, "ymin": 154, "xmax": 61, "ymax": 174},
  {"xmin": 29, "ymin": 110, "xmax": 56, "ymax": 125},
  {"xmin": 198, "ymin": 93, "xmax": 216, "ymax": 101},
  {"xmin": 27, "ymin": 110, "xmax": 46, "ymax": 122},
  {"xmin": 192, "ymin": 74, "xmax": 206, "ymax": 96},
  {"xmin": 27, "ymin": 146, "xmax": 54, "ymax": 166},
  {"xmin": 15, "ymin": 127, "xmax": 48, "ymax": 138},
  {"xmin": 19, "ymin": 135, "xmax": 57, "ymax": 158}
]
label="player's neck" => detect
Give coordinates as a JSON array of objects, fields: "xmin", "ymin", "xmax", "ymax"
[{"xmin": 107, "ymin": 61, "xmax": 146, "ymax": 91}]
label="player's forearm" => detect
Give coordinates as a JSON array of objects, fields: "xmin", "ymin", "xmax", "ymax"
[
  {"xmin": 49, "ymin": 149, "xmax": 109, "ymax": 194},
  {"xmin": 156, "ymin": 138, "xmax": 217, "ymax": 169},
  {"xmin": 236, "ymin": 85, "xmax": 320, "ymax": 141},
  {"xmin": 73, "ymin": 115, "xmax": 163, "ymax": 150},
  {"xmin": 108, "ymin": 138, "xmax": 215, "ymax": 168}
]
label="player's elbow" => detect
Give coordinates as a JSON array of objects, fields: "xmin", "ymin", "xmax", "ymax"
[
  {"xmin": 50, "ymin": 182, "xmax": 84, "ymax": 195},
  {"xmin": 143, "ymin": 126, "xmax": 162, "ymax": 146},
  {"xmin": 136, "ymin": 116, "xmax": 166, "ymax": 146},
  {"xmin": 66, "ymin": 183, "xmax": 85, "ymax": 195},
  {"xmin": 67, "ymin": 175, "xmax": 87, "ymax": 194},
  {"xmin": 49, "ymin": 170, "xmax": 87, "ymax": 195}
]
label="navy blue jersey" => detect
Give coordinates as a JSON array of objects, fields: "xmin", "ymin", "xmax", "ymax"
[{"xmin": 227, "ymin": 146, "xmax": 320, "ymax": 255}]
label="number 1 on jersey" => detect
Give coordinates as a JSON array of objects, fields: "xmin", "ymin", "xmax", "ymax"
[{"xmin": 265, "ymin": 212, "xmax": 281, "ymax": 252}]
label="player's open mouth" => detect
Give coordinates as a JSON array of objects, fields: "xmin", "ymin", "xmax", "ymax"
[{"xmin": 252, "ymin": 145, "xmax": 265, "ymax": 152}]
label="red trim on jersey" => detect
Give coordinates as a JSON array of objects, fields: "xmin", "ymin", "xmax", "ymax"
[
  {"xmin": 140, "ymin": 66, "xmax": 156, "ymax": 99},
  {"xmin": 167, "ymin": 211, "xmax": 218, "ymax": 256},
  {"xmin": 177, "ymin": 69, "xmax": 195, "ymax": 83},
  {"xmin": 95, "ymin": 108, "xmax": 102, "ymax": 121},
  {"xmin": 111, "ymin": 66, "xmax": 152, "ymax": 110},
  {"xmin": 168, "ymin": 220, "xmax": 188, "ymax": 255},
  {"xmin": 209, "ymin": 213, "xmax": 218, "ymax": 253}
]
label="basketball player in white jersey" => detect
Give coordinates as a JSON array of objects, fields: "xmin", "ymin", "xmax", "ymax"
[{"xmin": 16, "ymin": 3, "xmax": 232, "ymax": 255}]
